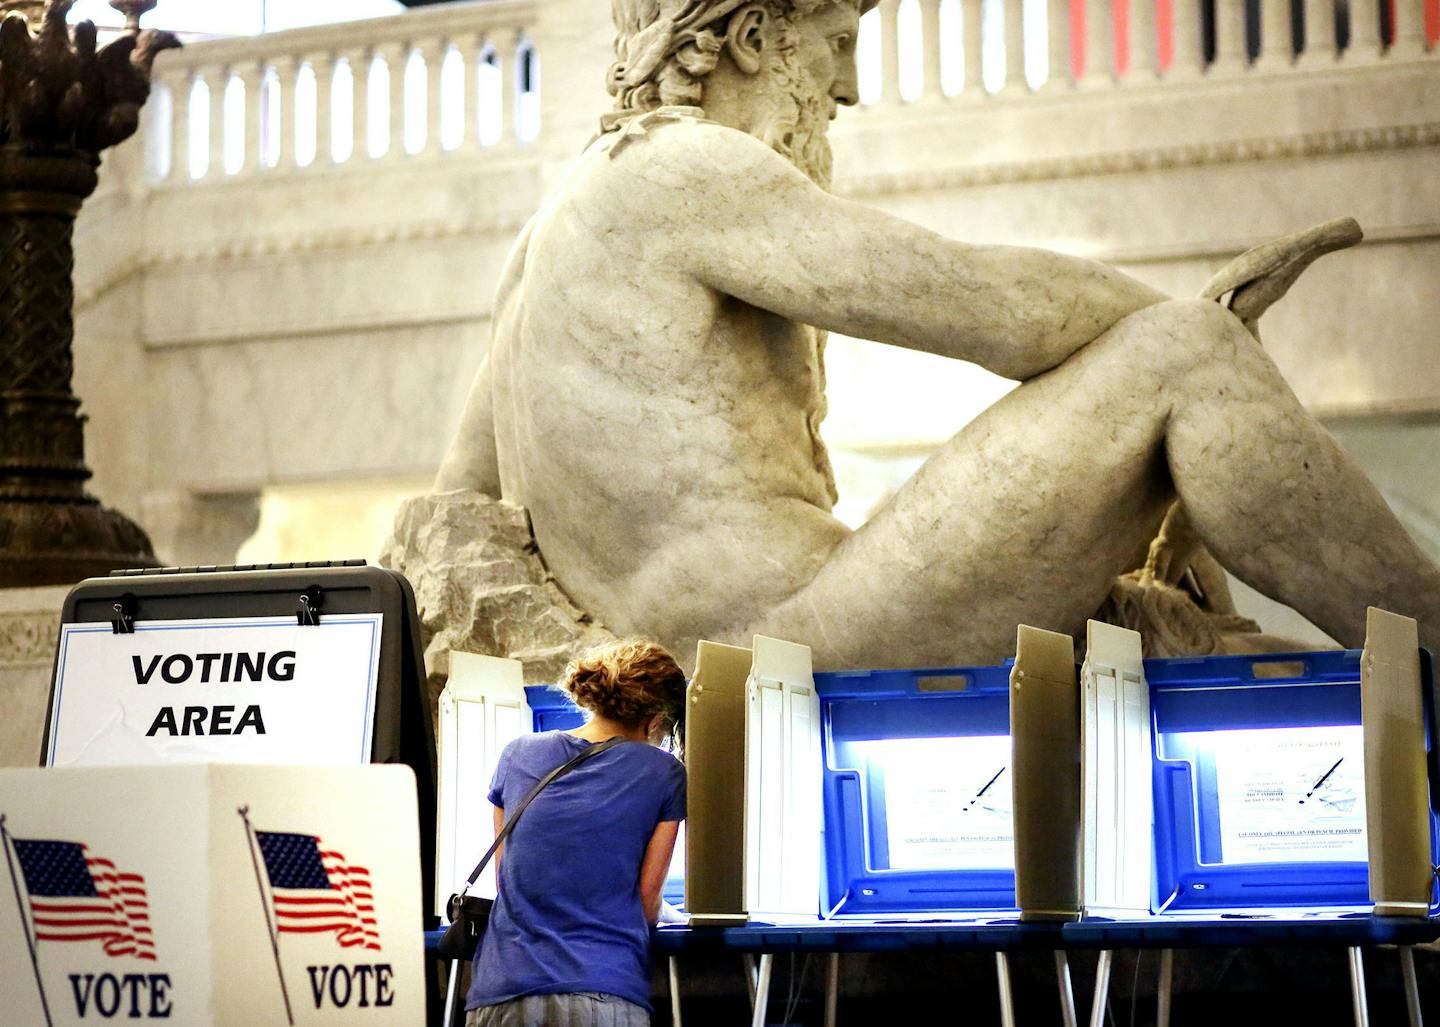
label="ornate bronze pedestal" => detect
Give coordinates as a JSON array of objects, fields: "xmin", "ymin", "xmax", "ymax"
[{"xmin": 0, "ymin": 1, "xmax": 177, "ymax": 586}]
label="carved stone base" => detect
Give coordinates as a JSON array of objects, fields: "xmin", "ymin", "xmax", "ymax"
[{"xmin": 0, "ymin": 496, "xmax": 155, "ymax": 588}]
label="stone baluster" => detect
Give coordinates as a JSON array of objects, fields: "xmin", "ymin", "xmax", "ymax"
[
  {"xmin": 271, "ymin": 54, "xmax": 297, "ymax": 170},
  {"xmin": 1124, "ymin": 0, "xmax": 1160, "ymax": 80},
  {"xmin": 1168, "ymin": 0, "xmax": 1206, "ymax": 77},
  {"xmin": 1296, "ymin": 0, "xmax": 1337, "ymax": 65},
  {"xmin": 381, "ymin": 41, "xmax": 408, "ymax": 159},
  {"xmin": 348, "ymin": 48, "xmax": 372, "ymax": 160},
  {"xmin": 962, "ymin": 0, "xmax": 984, "ymax": 95},
  {"xmin": 311, "ymin": 52, "xmax": 334, "ymax": 165},
  {"xmin": 1081, "ymin": 0, "xmax": 1115, "ymax": 85},
  {"xmin": 1043, "ymin": 0, "xmax": 1073, "ymax": 88},
  {"xmin": 239, "ymin": 61, "xmax": 263, "ymax": 173},
  {"xmin": 1209, "ymin": 0, "xmax": 1250, "ymax": 73},
  {"xmin": 878, "ymin": 0, "xmax": 901, "ymax": 103},
  {"xmin": 206, "ymin": 68, "xmax": 226, "ymax": 178},
  {"xmin": 921, "ymin": 0, "xmax": 943, "ymax": 98},
  {"xmin": 168, "ymin": 70, "xmax": 191, "ymax": 181},
  {"xmin": 1390, "ymin": 0, "xmax": 1430, "ymax": 56},
  {"xmin": 494, "ymin": 30, "xmax": 518, "ymax": 144},
  {"xmin": 1002, "ymin": 0, "xmax": 1028, "ymax": 92},
  {"xmin": 1255, "ymin": 0, "xmax": 1295, "ymax": 69},
  {"xmin": 1343, "ymin": 0, "xmax": 1383, "ymax": 60},
  {"xmin": 423, "ymin": 38, "xmax": 446, "ymax": 153},
  {"xmin": 461, "ymin": 34, "xmax": 483, "ymax": 148}
]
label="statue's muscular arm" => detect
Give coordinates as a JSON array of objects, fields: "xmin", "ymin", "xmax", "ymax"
[{"xmin": 617, "ymin": 122, "xmax": 1168, "ymax": 381}]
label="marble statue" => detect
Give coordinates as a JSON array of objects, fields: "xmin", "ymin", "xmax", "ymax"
[{"xmin": 416, "ymin": 0, "xmax": 1440, "ymax": 672}]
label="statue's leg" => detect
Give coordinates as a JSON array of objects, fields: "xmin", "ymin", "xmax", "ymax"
[{"xmin": 749, "ymin": 298, "xmax": 1440, "ymax": 668}]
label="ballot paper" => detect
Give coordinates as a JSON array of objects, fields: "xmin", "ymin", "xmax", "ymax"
[
  {"xmin": 862, "ymin": 735, "xmax": 1015, "ymax": 870},
  {"xmin": 1207, "ymin": 725, "xmax": 1368, "ymax": 864}
]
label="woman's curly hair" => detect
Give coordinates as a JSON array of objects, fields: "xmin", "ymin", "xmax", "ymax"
[{"xmin": 562, "ymin": 639, "xmax": 687, "ymax": 749}]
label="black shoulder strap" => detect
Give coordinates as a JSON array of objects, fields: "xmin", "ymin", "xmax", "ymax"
[{"xmin": 459, "ymin": 736, "xmax": 626, "ymax": 894}]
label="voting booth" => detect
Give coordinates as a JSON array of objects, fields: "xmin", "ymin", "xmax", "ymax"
[{"xmin": 0, "ymin": 764, "xmax": 424, "ymax": 1026}]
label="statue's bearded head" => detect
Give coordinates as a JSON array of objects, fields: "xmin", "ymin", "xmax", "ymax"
[{"xmin": 608, "ymin": 0, "xmax": 866, "ymax": 188}]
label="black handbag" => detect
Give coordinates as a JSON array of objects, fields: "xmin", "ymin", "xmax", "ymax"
[{"xmin": 436, "ymin": 736, "xmax": 626, "ymax": 961}]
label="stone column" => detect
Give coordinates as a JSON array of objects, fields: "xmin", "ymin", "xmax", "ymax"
[
  {"xmin": 462, "ymin": 34, "xmax": 484, "ymax": 149},
  {"xmin": 494, "ymin": 30, "xmax": 518, "ymax": 145},
  {"xmin": 312, "ymin": 52, "xmax": 334, "ymax": 165},
  {"xmin": 1255, "ymin": 0, "xmax": 1295, "ymax": 69},
  {"xmin": 1343, "ymin": 0, "xmax": 1383, "ymax": 60},
  {"xmin": 377, "ymin": 41, "xmax": 407, "ymax": 159},
  {"xmin": 425, "ymin": 39, "xmax": 447, "ymax": 153},
  {"xmin": 271, "ymin": 54, "xmax": 297, "ymax": 170},
  {"xmin": 921, "ymin": 0, "xmax": 943, "ymax": 98},
  {"xmin": 878, "ymin": 0, "xmax": 901, "ymax": 103},
  {"xmin": 1297, "ymin": 0, "xmax": 1338, "ymax": 66},
  {"xmin": 348, "ymin": 47, "xmax": 372, "ymax": 161},
  {"xmin": 1169, "ymin": 0, "xmax": 1206, "ymax": 77},
  {"xmin": 962, "ymin": 0, "xmax": 985, "ymax": 96},
  {"xmin": 1082, "ymin": 0, "xmax": 1115, "ymax": 86},
  {"xmin": 168, "ymin": 70, "xmax": 191, "ymax": 181},
  {"xmin": 1210, "ymin": 0, "xmax": 1250, "ymax": 74},
  {"xmin": 1125, "ymin": 0, "xmax": 1160, "ymax": 80},
  {"xmin": 206, "ymin": 68, "xmax": 225, "ymax": 177},
  {"xmin": 1002, "ymin": 0, "xmax": 1028, "ymax": 92},
  {"xmin": 1044, "ymin": 0, "xmax": 1073, "ymax": 88},
  {"xmin": 1389, "ymin": 0, "xmax": 1430, "ymax": 56},
  {"xmin": 240, "ymin": 60, "xmax": 264, "ymax": 173}
]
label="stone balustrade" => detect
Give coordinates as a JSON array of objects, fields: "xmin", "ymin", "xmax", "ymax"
[{"xmin": 147, "ymin": 0, "xmax": 537, "ymax": 183}]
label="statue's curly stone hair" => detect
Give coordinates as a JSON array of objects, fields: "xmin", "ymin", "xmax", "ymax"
[
  {"xmin": 607, "ymin": 0, "xmax": 831, "ymax": 115},
  {"xmin": 562, "ymin": 638, "xmax": 687, "ymax": 743}
]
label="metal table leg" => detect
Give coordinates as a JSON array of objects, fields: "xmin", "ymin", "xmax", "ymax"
[
  {"xmin": 751, "ymin": 953, "xmax": 774, "ymax": 1027},
  {"xmin": 1401, "ymin": 946, "xmax": 1423, "ymax": 1027},
  {"xmin": 668, "ymin": 956, "xmax": 682, "ymax": 1027},
  {"xmin": 825, "ymin": 952, "xmax": 839, "ymax": 1027},
  {"xmin": 996, "ymin": 952, "xmax": 1017, "ymax": 1027},
  {"xmin": 1088, "ymin": 950, "xmax": 1113, "ymax": 1027},
  {"xmin": 1157, "ymin": 949, "xmax": 1174, "ymax": 1027},
  {"xmin": 1054, "ymin": 951, "xmax": 1077, "ymax": 1027},
  {"xmin": 1348, "ymin": 947, "xmax": 1370, "ymax": 1027},
  {"xmin": 743, "ymin": 954, "xmax": 757, "ymax": 1012},
  {"xmin": 443, "ymin": 959, "xmax": 462, "ymax": 1027}
]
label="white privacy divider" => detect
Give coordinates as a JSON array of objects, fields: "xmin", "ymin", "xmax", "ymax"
[
  {"xmin": 743, "ymin": 636, "xmax": 823, "ymax": 918},
  {"xmin": 1081, "ymin": 621, "xmax": 1153, "ymax": 917},
  {"xmin": 435, "ymin": 652, "xmax": 531, "ymax": 914}
]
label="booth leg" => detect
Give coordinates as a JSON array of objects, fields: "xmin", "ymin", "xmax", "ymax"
[
  {"xmin": 668, "ymin": 956, "xmax": 682, "ymax": 1027},
  {"xmin": 1054, "ymin": 951, "xmax": 1078, "ymax": 1027},
  {"xmin": 1348, "ymin": 947, "xmax": 1370, "ymax": 1027},
  {"xmin": 443, "ymin": 960, "xmax": 462, "ymax": 1027},
  {"xmin": 825, "ymin": 952, "xmax": 840, "ymax": 1027},
  {"xmin": 751, "ymin": 954, "xmax": 774, "ymax": 1027},
  {"xmin": 996, "ymin": 952, "xmax": 1017, "ymax": 1027},
  {"xmin": 1088, "ymin": 950, "xmax": 1113, "ymax": 1027},
  {"xmin": 1156, "ymin": 949, "xmax": 1174, "ymax": 1027},
  {"xmin": 743, "ymin": 954, "xmax": 758, "ymax": 1011},
  {"xmin": 1401, "ymin": 946, "xmax": 1423, "ymax": 1027}
]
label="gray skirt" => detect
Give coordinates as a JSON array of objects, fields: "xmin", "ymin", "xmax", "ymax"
[{"xmin": 466, "ymin": 992, "xmax": 650, "ymax": 1027}]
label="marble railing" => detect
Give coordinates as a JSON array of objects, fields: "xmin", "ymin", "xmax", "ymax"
[
  {"xmin": 859, "ymin": 0, "xmax": 1437, "ymax": 103},
  {"xmin": 146, "ymin": 0, "xmax": 537, "ymax": 182}
]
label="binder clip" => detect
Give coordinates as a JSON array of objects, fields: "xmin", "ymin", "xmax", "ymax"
[
  {"xmin": 296, "ymin": 585, "xmax": 323, "ymax": 626},
  {"xmin": 110, "ymin": 594, "xmax": 138, "ymax": 634}
]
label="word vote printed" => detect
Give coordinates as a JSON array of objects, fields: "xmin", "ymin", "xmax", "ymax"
[
  {"xmin": 306, "ymin": 963, "xmax": 396, "ymax": 1009},
  {"xmin": 68, "ymin": 973, "xmax": 172, "ymax": 1019}
]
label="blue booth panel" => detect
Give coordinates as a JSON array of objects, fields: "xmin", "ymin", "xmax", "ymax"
[
  {"xmin": 1147, "ymin": 648, "xmax": 1439, "ymax": 914},
  {"xmin": 814, "ymin": 664, "xmax": 1018, "ymax": 918},
  {"xmin": 524, "ymin": 685, "xmax": 687, "ymax": 907}
]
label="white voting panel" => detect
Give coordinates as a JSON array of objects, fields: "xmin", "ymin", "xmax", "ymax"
[
  {"xmin": 46, "ymin": 615, "xmax": 383, "ymax": 768},
  {"xmin": 743, "ymin": 636, "xmax": 823, "ymax": 918},
  {"xmin": 435, "ymin": 653, "xmax": 532, "ymax": 914},
  {"xmin": 1081, "ymin": 622, "xmax": 1153, "ymax": 917},
  {"xmin": 0, "ymin": 764, "xmax": 423, "ymax": 1026}
]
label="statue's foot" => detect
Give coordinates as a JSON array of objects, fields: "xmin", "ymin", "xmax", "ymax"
[{"xmin": 1200, "ymin": 216, "xmax": 1363, "ymax": 337}]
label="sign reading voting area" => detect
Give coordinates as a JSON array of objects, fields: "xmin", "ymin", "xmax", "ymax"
[
  {"xmin": 46, "ymin": 616, "xmax": 383, "ymax": 767},
  {"xmin": 0, "ymin": 764, "xmax": 423, "ymax": 1025}
]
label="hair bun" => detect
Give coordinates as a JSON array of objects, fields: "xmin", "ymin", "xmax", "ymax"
[{"xmin": 561, "ymin": 639, "xmax": 687, "ymax": 735}]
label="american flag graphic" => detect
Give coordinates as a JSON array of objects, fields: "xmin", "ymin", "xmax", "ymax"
[
  {"xmin": 256, "ymin": 831, "xmax": 379, "ymax": 950},
  {"xmin": 11, "ymin": 839, "xmax": 155, "ymax": 960}
]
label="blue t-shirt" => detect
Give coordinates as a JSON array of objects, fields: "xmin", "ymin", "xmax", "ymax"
[{"xmin": 466, "ymin": 731, "xmax": 686, "ymax": 1012}]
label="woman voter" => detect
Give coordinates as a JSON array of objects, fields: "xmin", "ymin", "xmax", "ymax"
[{"xmin": 466, "ymin": 638, "xmax": 688, "ymax": 1027}]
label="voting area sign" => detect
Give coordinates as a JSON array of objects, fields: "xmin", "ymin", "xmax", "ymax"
[{"xmin": 0, "ymin": 764, "xmax": 424, "ymax": 1026}]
